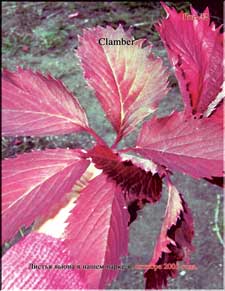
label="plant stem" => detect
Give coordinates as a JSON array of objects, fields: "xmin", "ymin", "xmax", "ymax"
[
  {"xmin": 111, "ymin": 132, "xmax": 123, "ymax": 149},
  {"xmin": 118, "ymin": 147, "xmax": 136, "ymax": 153},
  {"xmin": 84, "ymin": 127, "xmax": 108, "ymax": 147}
]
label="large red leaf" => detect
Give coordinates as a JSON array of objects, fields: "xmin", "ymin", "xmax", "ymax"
[
  {"xmin": 64, "ymin": 173, "xmax": 129, "ymax": 289},
  {"xmin": 156, "ymin": 3, "xmax": 223, "ymax": 115},
  {"xmin": 203, "ymin": 100, "xmax": 224, "ymax": 187},
  {"xmin": 136, "ymin": 111, "xmax": 223, "ymax": 179},
  {"xmin": 204, "ymin": 83, "xmax": 224, "ymax": 118},
  {"xmin": 209, "ymin": 98, "xmax": 224, "ymax": 123},
  {"xmin": 2, "ymin": 68, "xmax": 89, "ymax": 136},
  {"xmin": 2, "ymin": 149, "xmax": 90, "ymax": 244},
  {"xmin": 2, "ymin": 232, "xmax": 86, "ymax": 289},
  {"xmin": 77, "ymin": 25, "xmax": 169, "ymax": 140},
  {"xmin": 87, "ymin": 145, "xmax": 163, "ymax": 224},
  {"xmin": 145, "ymin": 181, "xmax": 194, "ymax": 289}
]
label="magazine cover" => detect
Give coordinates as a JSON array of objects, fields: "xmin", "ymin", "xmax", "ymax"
[{"xmin": 2, "ymin": 1, "xmax": 224, "ymax": 290}]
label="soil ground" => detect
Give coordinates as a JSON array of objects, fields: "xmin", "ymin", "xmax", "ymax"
[{"xmin": 2, "ymin": 2, "xmax": 224, "ymax": 289}]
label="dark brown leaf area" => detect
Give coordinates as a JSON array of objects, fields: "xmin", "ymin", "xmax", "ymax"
[
  {"xmin": 145, "ymin": 196, "xmax": 194, "ymax": 289},
  {"xmin": 204, "ymin": 176, "xmax": 224, "ymax": 187},
  {"xmin": 88, "ymin": 145, "xmax": 162, "ymax": 224},
  {"xmin": 127, "ymin": 198, "xmax": 149, "ymax": 225}
]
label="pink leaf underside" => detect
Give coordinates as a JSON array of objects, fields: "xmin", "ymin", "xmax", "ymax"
[
  {"xmin": 156, "ymin": 3, "xmax": 223, "ymax": 115},
  {"xmin": 136, "ymin": 111, "xmax": 223, "ymax": 179},
  {"xmin": 77, "ymin": 25, "xmax": 169, "ymax": 138},
  {"xmin": 2, "ymin": 149, "xmax": 90, "ymax": 244},
  {"xmin": 145, "ymin": 182, "xmax": 194, "ymax": 289},
  {"xmin": 2, "ymin": 232, "xmax": 87, "ymax": 289},
  {"xmin": 64, "ymin": 173, "xmax": 129, "ymax": 289},
  {"xmin": 2, "ymin": 68, "xmax": 89, "ymax": 136}
]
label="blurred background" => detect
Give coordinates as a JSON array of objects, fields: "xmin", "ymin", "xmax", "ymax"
[{"xmin": 2, "ymin": 1, "xmax": 224, "ymax": 289}]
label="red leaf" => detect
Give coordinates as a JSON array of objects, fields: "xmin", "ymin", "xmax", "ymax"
[
  {"xmin": 145, "ymin": 181, "xmax": 194, "ymax": 289},
  {"xmin": 88, "ymin": 145, "xmax": 163, "ymax": 225},
  {"xmin": 204, "ymin": 100, "xmax": 224, "ymax": 187},
  {"xmin": 2, "ymin": 232, "xmax": 87, "ymax": 289},
  {"xmin": 204, "ymin": 85, "xmax": 224, "ymax": 118},
  {"xmin": 2, "ymin": 68, "xmax": 89, "ymax": 136},
  {"xmin": 136, "ymin": 111, "xmax": 223, "ymax": 179},
  {"xmin": 77, "ymin": 25, "xmax": 169, "ymax": 140},
  {"xmin": 209, "ymin": 98, "xmax": 224, "ymax": 123},
  {"xmin": 64, "ymin": 173, "xmax": 129, "ymax": 288},
  {"xmin": 2, "ymin": 149, "xmax": 90, "ymax": 244},
  {"xmin": 156, "ymin": 3, "xmax": 223, "ymax": 115}
]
